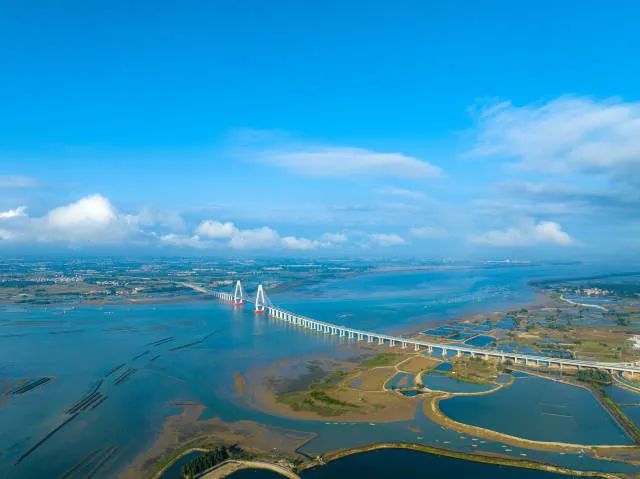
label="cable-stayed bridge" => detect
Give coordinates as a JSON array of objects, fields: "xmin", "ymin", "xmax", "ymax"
[{"xmin": 211, "ymin": 281, "xmax": 640, "ymax": 376}]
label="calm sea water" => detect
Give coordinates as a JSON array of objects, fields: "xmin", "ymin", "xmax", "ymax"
[
  {"xmin": 227, "ymin": 449, "xmax": 571, "ymax": 479},
  {"xmin": 439, "ymin": 373, "xmax": 632, "ymax": 445},
  {"xmin": 1, "ymin": 262, "xmax": 637, "ymax": 478}
]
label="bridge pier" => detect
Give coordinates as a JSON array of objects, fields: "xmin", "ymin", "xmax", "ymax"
[{"xmin": 211, "ymin": 288, "xmax": 640, "ymax": 377}]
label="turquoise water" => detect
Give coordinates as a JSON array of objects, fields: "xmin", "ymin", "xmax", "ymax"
[
  {"xmin": 2, "ymin": 262, "xmax": 639, "ymax": 478},
  {"xmin": 439, "ymin": 374, "xmax": 633, "ymax": 445}
]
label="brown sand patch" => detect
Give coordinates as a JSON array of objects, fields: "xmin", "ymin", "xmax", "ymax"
[
  {"xmin": 354, "ymin": 367, "xmax": 396, "ymax": 390},
  {"xmin": 118, "ymin": 403, "xmax": 313, "ymax": 479},
  {"xmin": 233, "ymin": 372, "xmax": 247, "ymax": 396},
  {"xmin": 398, "ymin": 356, "xmax": 440, "ymax": 374}
]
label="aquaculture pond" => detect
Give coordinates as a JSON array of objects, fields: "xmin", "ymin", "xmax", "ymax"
[
  {"xmin": 385, "ymin": 372, "xmax": 414, "ymax": 389},
  {"xmin": 603, "ymin": 385, "xmax": 640, "ymax": 428},
  {"xmin": 159, "ymin": 451, "xmax": 202, "ymax": 479},
  {"xmin": 299, "ymin": 448, "xmax": 573, "ymax": 479},
  {"xmin": 464, "ymin": 335, "xmax": 496, "ymax": 347},
  {"xmin": 439, "ymin": 374, "xmax": 633, "ymax": 445},
  {"xmin": 421, "ymin": 372, "xmax": 497, "ymax": 393},
  {"xmin": 224, "ymin": 469, "xmax": 285, "ymax": 478},
  {"xmin": 3, "ymin": 262, "xmax": 639, "ymax": 479}
]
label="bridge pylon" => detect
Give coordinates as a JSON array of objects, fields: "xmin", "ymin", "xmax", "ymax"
[
  {"xmin": 233, "ymin": 280, "xmax": 244, "ymax": 306},
  {"xmin": 254, "ymin": 284, "xmax": 267, "ymax": 313}
]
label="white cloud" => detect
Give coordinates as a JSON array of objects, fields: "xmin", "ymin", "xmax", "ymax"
[
  {"xmin": 0, "ymin": 194, "xmax": 141, "ymax": 244},
  {"xmin": 321, "ymin": 232, "xmax": 348, "ymax": 244},
  {"xmin": 369, "ymin": 233, "xmax": 406, "ymax": 247},
  {"xmin": 46, "ymin": 194, "xmax": 116, "ymax": 229},
  {"xmin": 377, "ymin": 187, "xmax": 426, "ymax": 200},
  {"xmin": 469, "ymin": 96, "xmax": 640, "ymax": 175},
  {"xmin": 260, "ymin": 146, "xmax": 441, "ymax": 179},
  {"xmin": 196, "ymin": 220, "xmax": 238, "ymax": 239},
  {"xmin": 0, "ymin": 175, "xmax": 39, "ymax": 189},
  {"xmin": 159, "ymin": 233, "xmax": 208, "ymax": 249},
  {"xmin": 281, "ymin": 236, "xmax": 321, "ymax": 250},
  {"xmin": 472, "ymin": 219, "xmax": 573, "ymax": 247},
  {"xmin": 0, "ymin": 206, "xmax": 27, "ymax": 219},
  {"xmin": 409, "ymin": 226, "xmax": 447, "ymax": 239},
  {"xmin": 228, "ymin": 226, "xmax": 281, "ymax": 249},
  {"xmin": 0, "ymin": 199, "xmax": 342, "ymax": 251}
]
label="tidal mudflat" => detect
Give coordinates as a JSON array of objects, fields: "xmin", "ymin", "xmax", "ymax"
[{"xmin": 2, "ymin": 263, "xmax": 640, "ymax": 478}]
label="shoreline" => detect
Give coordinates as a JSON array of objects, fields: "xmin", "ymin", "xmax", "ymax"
[
  {"xmin": 119, "ymin": 276, "xmax": 639, "ymax": 477},
  {"xmin": 299, "ymin": 442, "xmax": 625, "ymax": 479}
]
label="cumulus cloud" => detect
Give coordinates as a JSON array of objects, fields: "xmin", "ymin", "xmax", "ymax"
[
  {"xmin": 0, "ymin": 194, "xmax": 147, "ymax": 244},
  {"xmin": 196, "ymin": 220, "xmax": 238, "ymax": 239},
  {"xmin": 0, "ymin": 206, "xmax": 27, "ymax": 219},
  {"xmin": 227, "ymin": 226, "xmax": 281, "ymax": 249},
  {"xmin": 158, "ymin": 233, "xmax": 207, "ymax": 249},
  {"xmin": 280, "ymin": 236, "xmax": 321, "ymax": 250},
  {"xmin": 321, "ymin": 232, "xmax": 348, "ymax": 244},
  {"xmin": 472, "ymin": 219, "xmax": 573, "ymax": 247},
  {"xmin": 190, "ymin": 220, "xmax": 342, "ymax": 250},
  {"xmin": 0, "ymin": 195, "xmax": 345, "ymax": 252},
  {"xmin": 469, "ymin": 96, "xmax": 640, "ymax": 176},
  {"xmin": 369, "ymin": 233, "xmax": 406, "ymax": 247},
  {"xmin": 409, "ymin": 226, "xmax": 448, "ymax": 239}
]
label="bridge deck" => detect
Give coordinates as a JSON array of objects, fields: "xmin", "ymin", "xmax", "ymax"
[{"xmin": 211, "ymin": 289, "xmax": 640, "ymax": 375}]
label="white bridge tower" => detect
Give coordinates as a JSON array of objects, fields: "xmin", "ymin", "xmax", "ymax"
[
  {"xmin": 233, "ymin": 280, "xmax": 244, "ymax": 306},
  {"xmin": 254, "ymin": 284, "xmax": 267, "ymax": 314}
]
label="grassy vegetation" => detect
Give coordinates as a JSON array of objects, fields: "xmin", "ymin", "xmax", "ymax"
[
  {"xmin": 594, "ymin": 386, "xmax": 640, "ymax": 444},
  {"xmin": 362, "ymin": 353, "xmax": 405, "ymax": 367},
  {"xmin": 576, "ymin": 369, "xmax": 612, "ymax": 385},
  {"xmin": 449, "ymin": 357, "xmax": 497, "ymax": 384},
  {"xmin": 309, "ymin": 390, "xmax": 358, "ymax": 408},
  {"xmin": 278, "ymin": 389, "xmax": 360, "ymax": 416},
  {"xmin": 181, "ymin": 445, "xmax": 247, "ymax": 479}
]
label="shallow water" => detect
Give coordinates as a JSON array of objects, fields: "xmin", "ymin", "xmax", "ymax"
[{"xmin": 2, "ymin": 262, "xmax": 638, "ymax": 478}]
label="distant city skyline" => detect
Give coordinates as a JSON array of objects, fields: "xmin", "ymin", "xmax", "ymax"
[{"xmin": 1, "ymin": 1, "xmax": 639, "ymax": 259}]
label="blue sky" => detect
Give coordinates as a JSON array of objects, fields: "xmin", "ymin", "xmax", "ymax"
[{"xmin": 1, "ymin": 1, "xmax": 639, "ymax": 258}]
